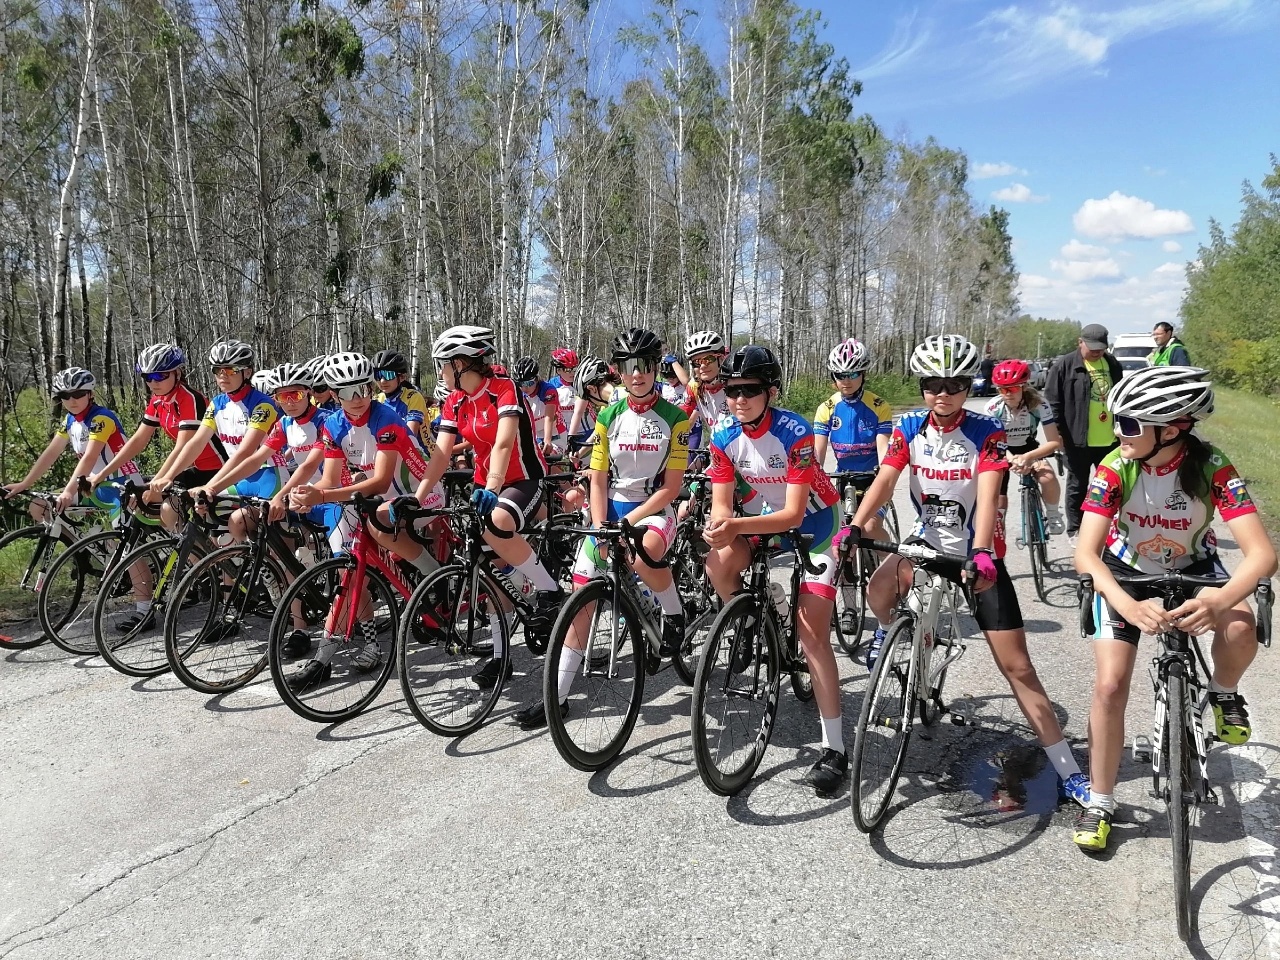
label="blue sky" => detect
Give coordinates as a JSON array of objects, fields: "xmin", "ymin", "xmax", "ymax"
[{"xmin": 820, "ymin": 0, "xmax": 1280, "ymax": 335}]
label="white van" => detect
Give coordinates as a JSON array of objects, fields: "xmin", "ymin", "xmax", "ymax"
[{"xmin": 1111, "ymin": 333, "xmax": 1156, "ymax": 376}]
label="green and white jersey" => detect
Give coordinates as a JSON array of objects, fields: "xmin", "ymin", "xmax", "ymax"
[{"xmin": 588, "ymin": 393, "xmax": 692, "ymax": 503}]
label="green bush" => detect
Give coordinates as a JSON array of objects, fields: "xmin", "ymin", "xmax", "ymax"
[{"xmin": 780, "ymin": 373, "xmax": 920, "ymax": 418}]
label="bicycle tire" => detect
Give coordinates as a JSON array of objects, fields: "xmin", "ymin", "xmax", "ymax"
[
  {"xmin": 690, "ymin": 592, "xmax": 781, "ymax": 796},
  {"xmin": 94, "ymin": 538, "xmax": 185, "ymax": 677},
  {"xmin": 671, "ymin": 530, "xmax": 714, "ymax": 685},
  {"xmin": 789, "ymin": 620, "xmax": 814, "ymax": 702},
  {"xmin": 1167, "ymin": 664, "xmax": 1196, "ymax": 941},
  {"xmin": 398, "ymin": 563, "xmax": 510, "ymax": 737},
  {"xmin": 833, "ymin": 548, "xmax": 869, "ymax": 658},
  {"xmin": 165, "ymin": 543, "xmax": 283, "ymax": 693},
  {"xmin": 543, "ymin": 578, "xmax": 646, "ymax": 771},
  {"xmin": 268, "ymin": 556, "xmax": 399, "ymax": 723},
  {"xmin": 883, "ymin": 500, "xmax": 900, "ymax": 543},
  {"xmin": 850, "ymin": 616, "xmax": 916, "ymax": 832},
  {"xmin": 0, "ymin": 525, "xmax": 59, "ymax": 649},
  {"xmin": 39, "ymin": 529, "xmax": 126, "ymax": 654},
  {"xmin": 1021, "ymin": 484, "xmax": 1050, "ymax": 602}
]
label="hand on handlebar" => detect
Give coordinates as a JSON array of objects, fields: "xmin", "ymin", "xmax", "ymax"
[
  {"xmin": 1168, "ymin": 587, "xmax": 1229, "ymax": 636},
  {"xmin": 291, "ymin": 484, "xmax": 324, "ymax": 509},
  {"xmin": 471, "ymin": 487, "xmax": 498, "ymax": 517},
  {"xmin": 702, "ymin": 515, "xmax": 737, "ymax": 549},
  {"xmin": 1121, "ymin": 596, "xmax": 1176, "ymax": 636},
  {"xmin": 268, "ymin": 493, "xmax": 288, "ymax": 523},
  {"xmin": 965, "ymin": 550, "xmax": 998, "ymax": 593}
]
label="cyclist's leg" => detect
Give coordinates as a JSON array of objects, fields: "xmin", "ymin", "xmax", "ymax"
[
  {"xmin": 482, "ymin": 481, "xmax": 557, "ymax": 592},
  {"xmin": 864, "ymin": 552, "xmax": 913, "ymax": 624},
  {"xmin": 704, "ymin": 535, "xmax": 752, "ymax": 601},
  {"xmin": 1033, "ymin": 459, "xmax": 1064, "ymax": 531},
  {"xmin": 796, "ymin": 518, "xmax": 847, "ymax": 793}
]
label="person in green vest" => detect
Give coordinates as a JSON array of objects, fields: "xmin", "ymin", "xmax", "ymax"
[{"xmin": 1149, "ymin": 321, "xmax": 1191, "ymax": 366}]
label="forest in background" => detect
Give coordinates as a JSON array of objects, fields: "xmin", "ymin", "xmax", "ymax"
[{"xmin": 1, "ymin": 0, "xmax": 1021, "ymax": 400}]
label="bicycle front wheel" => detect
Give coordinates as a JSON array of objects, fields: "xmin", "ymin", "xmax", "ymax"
[
  {"xmin": 1167, "ymin": 664, "xmax": 1196, "ymax": 941},
  {"xmin": 268, "ymin": 556, "xmax": 399, "ymax": 723},
  {"xmin": 544, "ymin": 579, "xmax": 646, "ymax": 772},
  {"xmin": 165, "ymin": 544, "xmax": 283, "ymax": 693},
  {"xmin": 919, "ymin": 587, "xmax": 963, "ymax": 726},
  {"xmin": 398, "ymin": 564, "xmax": 510, "ymax": 737},
  {"xmin": 1023, "ymin": 486, "xmax": 1049, "ymax": 602},
  {"xmin": 832, "ymin": 548, "xmax": 867, "ymax": 658},
  {"xmin": 40, "ymin": 529, "xmax": 125, "ymax": 654},
  {"xmin": 0, "ymin": 525, "xmax": 65, "ymax": 650},
  {"xmin": 851, "ymin": 616, "xmax": 916, "ymax": 832},
  {"xmin": 94, "ymin": 538, "xmax": 184, "ymax": 677},
  {"xmin": 671, "ymin": 530, "xmax": 715, "ymax": 685},
  {"xmin": 690, "ymin": 592, "xmax": 781, "ymax": 796}
]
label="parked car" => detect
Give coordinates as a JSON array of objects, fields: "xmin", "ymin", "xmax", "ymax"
[
  {"xmin": 1111, "ymin": 333, "xmax": 1157, "ymax": 377},
  {"xmin": 1027, "ymin": 360, "xmax": 1048, "ymax": 390}
]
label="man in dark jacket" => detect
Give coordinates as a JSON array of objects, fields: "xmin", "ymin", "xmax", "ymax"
[
  {"xmin": 1044, "ymin": 323, "xmax": 1124, "ymax": 542},
  {"xmin": 1149, "ymin": 322, "xmax": 1192, "ymax": 366}
]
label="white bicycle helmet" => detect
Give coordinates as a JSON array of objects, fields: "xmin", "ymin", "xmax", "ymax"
[
  {"xmin": 434, "ymin": 381, "xmax": 451, "ymax": 403},
  {"xmin": 827, "ymin": 338, "xmax": 870, "ymax": 374},
  {"xmin": 909, "ymin": 334, "xmax": 981, "ymax": 378},
  {"xmin": 574, "ymin": 356, "xmax": 613, "ymax": 399},
  {"xmin": 432, "ymin": 325, "xmax": 496, "ymax": 361},
  {"xmin": 685, "ymin": 330, "xmax": 726, "ymax": 357},
  {"xmin": 251, "ymin": 369, "xmax": 279, "ymax": 394},
  {"xmin": 52, "ymin": 367, "xmax": 96, "ymax": 394},
  {"xmin": 1107, "ymin": 365, "xmax": 1214, "ymax": 424},
  {"xmin": 273, "ymin": 362, "xmax": 314, "ymax": 391},
  {"xmin": 136, "ymin": 344, "xmax": 186, "ymax": 375},
  {"xmin": 325, "ymin": 352, "xmax": 374, "ymax": 388},
  {"xmin": 208, "ymin": 339, "xmax": 255, "ymax": 368}
]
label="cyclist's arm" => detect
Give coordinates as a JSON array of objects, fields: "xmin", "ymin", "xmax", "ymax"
[
  {"xmin": 62, "ymin": 436, "xmax": 107, "ymax": 500},
  {"xmin": 280, "ymin": 446, "xmax": 325, "ymax": 495},
  {"xmin": 5, "ymin": 435, "xmax": 69, "ymax": 495},
  {"xmin": 404, "ymin": 390, "xmax": 428, "ymax": 441},
  {"xmin": 673, "ymin": 360, "xmax": 690, "ymax": 387},
  {"xmin": 414, "ymin": 432, "xmax": 456, "ymax": 502},
  {"xmin": 1072, "ymin": 511, "xmax": 1166, "ymax": 629},
  {"xmin": 199, "ymin": 443, "xmax": 275, "ymax": 494},
  {"xmin": 813, "ymin": 434, "xmax": 828, "ymax": 467},
  {"xmin": 588, "ymin": 466, "xmax": 609, "ymax": 528},
  {"xmin": 93, "ymin": 423, "xmax": 155, "ymax": 485},
  {"xmin": 970, "ymin": 469, "xmax": 1000, "ymax": 553},
  {"xmin": 875, "ymin": 434, "xmax": 889, "ymax": 460},
  {"xmin": 483, "ymin": 416, "xmax": 518, "ymax": 496},
  {"xmin": 1195, "ymin": 512, "xmax": 1278, "ymax": 611},
  {"xmin": 811, "ymin": 399, "xmax": 832, "ymax": 467},
  {"xmin": 567, "ymin": 397, "xmax": 588, "ymax": 437},
  {"xmin": 851, "ymin": 463, "xmax": 901, "ymax": 531},
  {"xmin": 1022, "ymin": 422, "xmax": 1063, "ymax": 464},
  {"xmin": 540, "ymin": 408, "xmax": 555, "ymax": 449}
]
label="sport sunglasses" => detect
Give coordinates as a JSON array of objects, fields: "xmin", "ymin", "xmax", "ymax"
[
  {"xmin": 56, "ymin": 390, "xmax": 92, "ymax": 401},
  {"xmin": 920, "ymin": 377, "xmax": 972, "ymax": 396},
  {"xmin": 724, "ymin": 383, "xmax": 767, "ymax": 400},
  {"xmin": 211, "ymin": 365, "xmax": 248, "ymax": 377},
  {"xmin": 374, "ymin": 369, "xmax": 399, "ymax": 381},
  {"xmin": 618, "ymin": 357, "xmax": 655, "ymax": 376},
  {"xmin": 832, "ymin": 370, "xmax": 863, "ymax": 381},
  {"xmin": 1114, "ymin": 414, "xmax": 1149, "ymax": 439},
  {"xmin": 274, "ymin": 387, "xmax": 309, "ymax": 404},
  {"xmin": 141, "ymin": 371, "xmax": 175, "ymax": 383},
  {"xmin": 335, "ymin": 382, "xmax": 375, "ymax": 402}
]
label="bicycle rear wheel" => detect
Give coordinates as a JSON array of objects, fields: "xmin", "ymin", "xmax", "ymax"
[
  {"xmin": 851, "ymin": 616, "xmax": 916, "ymax": 832},
  {"xmin": 398, "ymin": 564, "xmax": 510, "ymax": 737},
  {"xmin": 268, "ymin": 557, "xmax": 399, "ymax": 723},
  {"xmin": 543, "ymin": 578, "xmax": 645, "ymax": 771},
  {"xmin": 1167, "ymin": 665, "xmax": 1196, "ymax": 941},
  {"xmin": 0, "ymin": 525, "xmax": 65, "ymax": 650},
  {"xmin": 165, "ymin": 544, "xmax": 282, "ymax": 693},
  {"xmin": 40, "ymin": 529, "xmax": 125, "ymax": 654},
  {"xmin": 671, "ymin": 529, "xmax": 714, "ymax": 685},
  {"xmin": 1022, "ymin": 485, "xmax": 1049, "ymax": 602},
  {"xmin": 690, "ymin": 592, "xmax": 781, "ymax": 796},
  {"xmin": 94, "ymin": 539, "xmax": 184, "ymax": 677}
]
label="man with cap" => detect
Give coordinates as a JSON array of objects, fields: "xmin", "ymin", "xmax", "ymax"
[
  {"xmin": 1149, "ymin": 322, "xmax": 1192, "ymax": 366},
  {"xmin": 1044, "ymin": 324, "xmax": 1124, "ymax": 544}
]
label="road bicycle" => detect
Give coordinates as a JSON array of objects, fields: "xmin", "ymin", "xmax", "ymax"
[
  {"xmin": 849, "ymin": 537, "xmax": 971, "ymax": 832},
  {"xmin": 828, "ymin": 470, "xmax": 899, "ymax": 659},
  {"xmin": 667, "ymin": 471, "xmax": 719, "ymax": 684},
  {"xmin": 1013, "ymin": 451, "xmax": 1063, "ymax": 602},
  {"xmin": 163, "ymin": 496, "xmax": 332, "ymax": 694},
  {"xmin": 1078, "ymin": 571, "xmax": 1274, "ymax": 941},
  {"xmin": 688, "ymin": 530, "xmax": 821, "ymax": 796}
]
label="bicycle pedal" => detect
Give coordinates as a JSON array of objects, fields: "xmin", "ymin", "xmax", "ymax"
[
  {"xmin": 1132, "ymin": 735, "xmax": 1152, "ymax": 763},
  {"xmin": 1204, "ymin": 788, "xmax": 1219, "ymax": 805},
  {"xmin": 950, "ymin": 708, "xmax": 972, "ymax": 726}
]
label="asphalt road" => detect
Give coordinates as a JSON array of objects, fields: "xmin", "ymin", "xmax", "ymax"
[{"xmin": 3, "ymin": 402, "xmax": 1278, "ymax": 960}]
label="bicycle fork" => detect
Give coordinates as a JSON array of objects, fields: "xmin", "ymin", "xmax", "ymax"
[{"xmin": 1149, "ymin": 662, "xmax": 1216, "ymax": 806}]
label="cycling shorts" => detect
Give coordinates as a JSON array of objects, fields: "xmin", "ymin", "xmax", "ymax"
[
  {"xmin": 572, "ymin": 501, "xmax": 676, "ymax": 586},
  {"xmin": 763, "ymin": 508, "xmax": 838, "ymax": 602},
  {"xmin": 85, "ymin": 483, "xmax": 124, "ymax": 523},
  {"xmin": 175, "ymin": 467, "xmax": 219, "ymax": 489},
  {"xmin": 486, "ymin": 479, "xmax": 542, "ymax": 537},
  {"xmin": 1092, "ymin": 554, "xmax": 1227, "ymax": 644},
  {"xmin": 902, "ymin": 537, "xmax": 1023, "ymax": 632},
  {"xmin": 229, "ymin": 465, "xmax": 287, "ymax": 500}
]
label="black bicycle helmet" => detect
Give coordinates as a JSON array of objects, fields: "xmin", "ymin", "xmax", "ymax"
[
  {"xmin": 611, "ymin": 327, "xmax": 663, "ymax": 362},
  {"xmin": 371, "ymin": 349, "xmax": 409, "ymax": 376},
  {"xmin": 512, "ymin": 356, "xmax": 539, "ymax": 382},
  {"xmin": 724, "ymin": 345, "xmax": 782, "ymax": 389}
]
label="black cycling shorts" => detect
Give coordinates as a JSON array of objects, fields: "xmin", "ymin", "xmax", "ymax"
[
  {"xmin": 486, "ymin": 479, "xmax": 543, "ymax": 536},
  {"xmin": 1093, "ymin": 553, "xmax": 1228, "ymax": 644},
  {"xmin": 904, "ymin": 538, "xmax": 1024, "ymax": 632},
  {"xmin": 175, "ymin": 467, "xmax": 220, "ymax": 488}
]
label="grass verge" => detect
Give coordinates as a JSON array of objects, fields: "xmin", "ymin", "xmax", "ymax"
[{"xmin": 1199, "ymin": 386, "xmax": 1280, "ymax": 540}]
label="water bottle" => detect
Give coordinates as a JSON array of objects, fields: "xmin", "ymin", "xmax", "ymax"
[
  {"xmin": 295, "ymin": 540, "xmax": 316, "ymax": 568},
  {"xmin": 843, "ymin": 484, "xmax": 857, "ymax": 520},
  {"xmin": 768, "ymin": 581, "xmax": 789, "ymax": 620}
]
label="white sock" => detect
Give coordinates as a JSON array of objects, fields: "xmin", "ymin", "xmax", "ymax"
[
  {"xmin": 557, "ymin": 646, "xmax": 584, "ymax": 701},
  {"xmin": 135, "ymin": 600, "xmax": 152, "ymax": 614},
  {"xmin": 1088, "ymin": 791, "xmax": 1115, "ymax": 812},
  {"xmin": 1043, "ymin": 738, "xmax": 1081, "ymax": 778},
  {"xmin": 316, "ymin": 633, "xmax": 338, "ymax": 663},
  {"xmin": 1208, "ymin": 678, "xmax": 1237, "ymax": 695},
  {"xmin": 820, "ymin": 714, "xmax": 844, "ymax": 753},
  {"xmin": 655, "ymin": 582, "xmax": 682, "ymax": 615},
  {"xmin": 514, "ymin": 556, "xmax": 557, "ymax": 592},
  {"xmin": 1045, "ymin": 503, "xmax": 1062, "ymax": 518},
  {"xmin": 410, "ymin": 550, "xmax": 438, "ymax": 575}
]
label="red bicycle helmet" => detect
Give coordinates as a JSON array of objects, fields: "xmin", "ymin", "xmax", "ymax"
[
  {"xmin": 992, "ymin": 359, "xmax": 1031, "ymax": 387},
  {"xmin": 551, "ymin": 348, "xmax": 579, "ymax": 369}
]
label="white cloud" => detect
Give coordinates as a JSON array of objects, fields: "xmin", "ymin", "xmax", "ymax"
[
  {"xmin": 1050, "ymin": 258, "xmax": 1123, "ymax": 283},
  {"xmin": 973, "ymin": 161, "xmax": 1026, "ymax": 179},
  {"xmin": 1073, "ymin": 191, "xmax": 1194, "ymax": 239},
  {"xmin": 993, "ymin": 182, "xmax": 1048, "ymax": 203},
  {"xmin": 1162, "ymin": 240, "xmax": 1183, "ymax": 252},
  {"xmin": 1154, "ymin": 261, "xmax": 1184, "ymax": 275},
  {"xmin": 1018, "ymin": 261, "xmax": 1189, "ymax": 332},
  {"xmin": 1060, "ymin": 239, "xmax": 1110, "ymax": 261}
]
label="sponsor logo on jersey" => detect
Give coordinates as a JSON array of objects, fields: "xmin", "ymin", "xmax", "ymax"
[
  {"xmin": 911, "ymin": 465, "xmax": 973, "ymax": 481},
  {"xmin": 639, "ymin": 420, "xmax": 663, "ymax": 440},
  {"xmin": 1164, "ymin": 490, "xmax": 1189, "ymax": 511},
  {"xmin": 617, "ymin": 442, "xmax": 662, "ymax": 453},
  {"xmin": 768, "ymin": 453, "xmax": 785, "ymax": 469},
  {"xmin": 829, "ymin": 416, "xmax": 843, "ymax": 431},
  {"xmin": 1136, "ymin": 533, "xmax": 1187, "ymax": 566},
  {"xmin": 249, "ymin": 404, "xmax": 275, "ymax": 425},
  {"xmin": 1125, "ymin": 511, "xmax": 1192, "ymax": 531}
]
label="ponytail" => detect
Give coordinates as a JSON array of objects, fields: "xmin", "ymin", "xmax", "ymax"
[{"xmin": 1178, "ymin": 432, "xmax": 1212, "ymax": 503}]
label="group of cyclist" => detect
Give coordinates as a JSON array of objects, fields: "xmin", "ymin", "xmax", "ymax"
[{"xmin": 3, "ymin": 323, "xmax": 1274, "ymax": 855}]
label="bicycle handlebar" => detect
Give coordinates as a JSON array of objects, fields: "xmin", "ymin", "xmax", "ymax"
[
  {"xmin": 550, "ymin": 519, "xmax": 664, "ymax": 568},
  {"xmin": 1077, "ymin": 573, "xmax": 1274, "ymax": 644},
  {"xmin": 857, "ymin": 537, "xmax": 974, "ymax": 579}
]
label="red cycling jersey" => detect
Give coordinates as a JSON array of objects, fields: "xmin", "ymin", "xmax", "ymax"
[
  {"xmin": 438, "ymin": 375, "xmax": 546, "ymax": 487},
  {"xmin": 139, "ymin": 383, "xmax": 224, "ymax": 472}
]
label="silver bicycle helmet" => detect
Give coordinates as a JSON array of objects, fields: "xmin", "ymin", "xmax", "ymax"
[
  {"xmin": 1107, "ymin": 365, "xmax": 1214, "ymax": 424},
  {"xmin": 432, "ymin": 325, "xmax": 496, "ymax": 361},
  {"xmin": 135, "ymin": 343, "xmax": 186, "ymax": 375},
  {"xmin": 909, "ymin": 334, "xmax": 981, "ymax": 378},
  {"xmin": 52, "ymin": 367, "xmax": 96, "ymax": 394},
  {"xmin": 325, "ymin": 352, "xmax": 374, "ymax": 388},
  {"xmin": 574, "ymin": 356, "xmax": 613, "ymax": 399},
  {"xmin": 685, "ymin": 330, "xmax": 726, "ymax": 357},
  {"xmin": 251, "ymin": 369, "xmax": 279, "ymax": 394},
  {"xmin": 272, "ymin": 362, "xmax": 314, "ymax": 391},
  {"xmin": 208, "ymin": 339, "xmax": 255, "ymax": 368}
]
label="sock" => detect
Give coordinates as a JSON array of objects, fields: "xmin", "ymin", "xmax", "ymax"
[
  {"xmin": 492, "ymin": 619, "xmax": 506, "ymax": 659},
  {"xmin": 820, "ymin": 714, "xmax": 844, "ymax": 753},
  {"xmin": 655, "ymin": 582, "xmax": 682, "ymax": 615},
  {"xmin": 557, "ymin": 646, "xmax": 584, "ymax": 701},
  {"xmin": 358, "ymin": 619, "xmax": 378, "ymax": 648},
  {"xmin": 1208, "ymin": 678, "xmax": 1237, "ymax": 695},
  {"xmin": 316, "ymin": 632, "xmax": 338, "ymax": 664},
  {"xmin": 135, "ymin": 600, "xmax": 152, "ymax": 614},
  {"xmin": 410, "ymin": 550, "xmax": 439, "ymax": 575},
  {"xmin": 1087, "ymin": 791, "xmax": 1115, "ymax": 813},
  {"xmin": 1043, "ymin": 738, "xmax": 1081, "ymax": 779},
  {"xmin": 514, "ymin": 556, "xmax": 557, "ymax": 592},
  {"xmin": 1045, "ymin": 502, "xmax": 1062, "ymax": 518}
]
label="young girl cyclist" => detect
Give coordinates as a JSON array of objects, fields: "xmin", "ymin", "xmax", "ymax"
[
  {"xmin": 1071, "ymin": 366, "xmax": 1276, "ymax": 852},
  {"xmin": 850, "ymin": 334, "xmax": 1089, "ymax": 806},
  {"xmin": 984, "ymin": 359, "xmax": 1065, "ymax": 536},
  {"xmin": 512, "ymin": 356, "xmax": 565, "ymax": 458},
  {"xmin": 702, "ymin": 345, "xmax": 848, "ymax": 797},
  {"xmin": 516, "ymin": 328, "xmax": 692, "ymax": 729}
]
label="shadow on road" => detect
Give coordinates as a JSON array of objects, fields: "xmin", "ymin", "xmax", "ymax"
[{"xmin": 1190, "ymin": 855, "xmax": 1280, "ymax": 960}]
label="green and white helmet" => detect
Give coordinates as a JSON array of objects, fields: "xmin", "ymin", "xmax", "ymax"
[{"xmin": 909, "ymin": 334, "xmax": 981, "ymax": 378}]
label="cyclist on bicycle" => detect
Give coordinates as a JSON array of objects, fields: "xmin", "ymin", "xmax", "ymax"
[
  {"xmin": 2, "ymin": 367, "xmax": 142, "ymax": 522},
  {"xmin": 398, "ymin": 326, "xmax": 563, "ymax": 689},
  {"xmin": 676, "ymin": 330, "xmax": 731, "ymax": 451},
  {"xmin": 984, "ymin": 359, "xmax": 1065, "ymax": 536},
  {"xmin": 565, "ymin": 355, "xmax": 616, "ymax": 445},
  {"xmin": 549, "ymin": 347, "xmax": 579, "ymax": 418},
  {"xmin": 1071, "ymin": 366, "xmax": 1276, "ymax": 852},
  {"xmin": 701, "ymin": 344, "xmax": 848, "ymax": 796},
  {"xmin": 513, "ymin": 356, "xmax": 564, "ymax": 457},
  {"xmin": 517, "ymin": 328, "xmax": 692, "ymax": 728},
  {"xmin": 373, "ymin": 349, "xmax": 428, "ymax": 442},
  {"xmin": 660, "ymin": 354, "xmax": 687, "ymax": 406},
  {"xmin": 849, "ymin": 334, "xmax": 1089, "ymax": 804}
]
